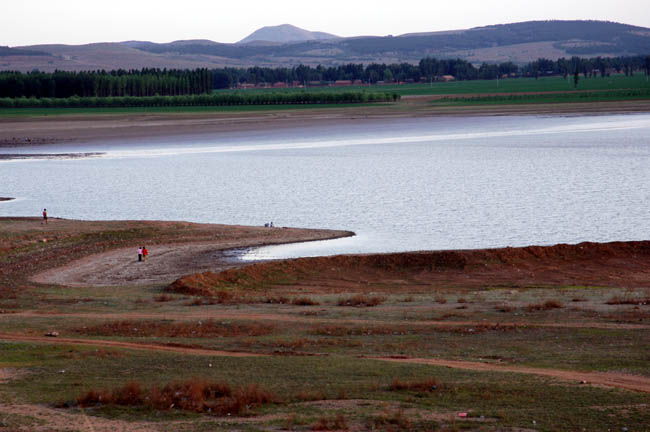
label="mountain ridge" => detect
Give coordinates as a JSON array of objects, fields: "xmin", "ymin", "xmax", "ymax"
[{"xmin": 3, "ymin": 20, "xmax": 649, "ymax": 72}]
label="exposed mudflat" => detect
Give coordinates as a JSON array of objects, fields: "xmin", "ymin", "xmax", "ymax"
[{"xmin": 2, "ymin": 99, "xmax": 649, "ymax": 149}]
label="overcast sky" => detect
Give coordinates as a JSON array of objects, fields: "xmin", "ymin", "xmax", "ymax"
[{"xmin": 3, "ymin": 0, "xmax": 650, "ymax": 46}]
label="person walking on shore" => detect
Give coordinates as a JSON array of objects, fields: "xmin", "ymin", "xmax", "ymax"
[
  {"xmin": 142, "ymin": 246, "xmax": 148, "ymax": 262},
  {"xmin": 42, "ymin": 209, "xmax": 47, "ymax": 225},
  {"xmin": 137, "ymin": 247, "xmax": 143, "ymax": 262}
]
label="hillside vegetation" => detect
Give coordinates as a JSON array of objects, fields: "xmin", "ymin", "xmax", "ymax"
[{"xmin": 3, "ymin": 20, "xmax": 649, "ymax": 71}]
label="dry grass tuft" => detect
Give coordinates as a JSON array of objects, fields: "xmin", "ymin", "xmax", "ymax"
[
  {"xmin": 292, "ymin": 296, "xmax": 320, "ymax": 306},
  {"xmin": 154, "ymin": 294, "xmax": 175, "ymax": 302},
  {"xmin": 76, "ymin": 319, "xmax": 273, "ymax": 338},
  {"xmin": 496, "ymin": 303, "xmax": 513, "ymax": 313},
  {"xmin": 526, "ymin": 300, "xmax": 563, "ymax": 312},
  {"xmin": 296, "ymin": 390, "xmax": 327, "ymax": 402},
  {"xmin": 606, "ymin": 296, "xmax": 650, "ymax": 305},
  {"xmin": 337, "ymin": 295, "xmax": 385, "ymax": 307},
  {"xmin": 312, "ymin": 413, "xmax": 349, "ymax": 431},
  {"xmin": 388, "ymin": 378, "xmax": 441, "ymax": 392},
  {"xmin": 77, "ymin": 379, "xmax": 275, "ymax": 416},
  {"xmin": 371, "ymin": 409, "xmax": 412, "ymax": 430},
  {"xmin": 264, "ymin": 296, "xmax": 290, "ymax": 304}
]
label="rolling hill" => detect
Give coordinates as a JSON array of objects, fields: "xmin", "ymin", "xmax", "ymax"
[
  {"xmin": 2, "ymin": 20, "xmax": 649, "ymax": 72},
  {"xmin": 238, "ymin": 24, "xmax": 338, "ymax": 44}
]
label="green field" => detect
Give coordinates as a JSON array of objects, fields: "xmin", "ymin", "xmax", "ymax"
[
  {"xmin": 0, "ymin": 103, "xmax": 387, "ymax": 117},
  {"xmin": 219, "ymin": 74, "xmax": 650, "ymax": 96},
  {"xmin": 0, "ymin": 75, "xmax": 648, "ymax": 117},
  {"xmin": 439, "ymin": 88, "xmax": 650, "ymax": 105}
]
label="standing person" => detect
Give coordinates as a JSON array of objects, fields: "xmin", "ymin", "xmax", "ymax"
[
  {"xmin": 42, "ymin": 209, "xmax": 47, "ymax": 225},
  {"xmin": 137, "ymin": 247, "xmax": 143, "ymax": 262},
  {"xmin": 142, "ymin": 246, "xmax": 148, "ymax": 262}
]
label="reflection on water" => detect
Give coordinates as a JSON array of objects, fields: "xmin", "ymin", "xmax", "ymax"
[{"xmin": 2, "ymin": 113, "xmax": 650, "ymax": 259}]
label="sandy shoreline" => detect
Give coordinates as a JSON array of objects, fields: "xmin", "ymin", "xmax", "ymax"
[
  {"xmin": 1, "ymin": 217, "xmax": 353, "ymax": 287},
  {"xmin": 1, "ymin": 100, "xmax": 649, "ymax": 148}
]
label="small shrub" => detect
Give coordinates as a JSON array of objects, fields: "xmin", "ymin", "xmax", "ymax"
[
  {"xmin": 154, "ymin": 294, "xmax": 174, "ymax": 302},
  {"xmin": 112, "ymin": 381, "xmax": 143, "ymax": 405},
  {"xmin": 389, "ymin": 378, "xmax": 441, "ymax": 392},
  {"xmin": 76, "ymin": 379, "xmax": 275, "ymax": 416},
  {"xmin": 312, "ymin": 413, "xmax": 348, "ymax": 431},
  {"xmin": 76, "ymin": 319, "xmax": 272, "ymax": 338},
  {"xmin": 337, "ymin": 295, "xmax": 385, "ymax": 307},
  {"xmin": 526, "ymin": 300, "xmax": 563, "ymax": 312},
  {"xmin": 435, "ymin": 296, "xmax": 447, "ymax": 304},
  {"xmin": 296, "ymin": 390, "xmax": 327, "ymax": 401},
  {"xmin": 496, "ymin": 304, "xmax": 513, "ymax": 313},
  {"xmin": 264, "ymin": 296, "xmax": 290, "ymax": 304},
  {"xmin": 606, "ymin": 296, "xmax": 650, "ymax": 305},
  {"xmin": 371, "ymin": 410, "xmax": 412, "ymax": 430},
  {"xmin": 292, "ymin": 297, "xmax": 320, "ymax": 306},
  {"xmin": 77, "ymin": 389, "xmax": 109, "ymax": 407},
  {"xmin": 273, "ymin": 338, "xmax": 308, "ymax": 349}
]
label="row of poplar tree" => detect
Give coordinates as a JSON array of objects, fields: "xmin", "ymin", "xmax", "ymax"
[{"xmin": 0, "ymin": 55, "xmax": 648, "ymax": 99}]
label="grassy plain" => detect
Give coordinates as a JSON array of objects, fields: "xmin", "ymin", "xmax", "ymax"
[
  {"xmin": 1, "ymin": 75, "xmax": 648, "ymax": 119},
  {"xmin": 216, "ymin": 74, "xmax": 650, "ymax": 96},
  {"xmin": 1, "ymin": 218, "xmax": 649, "ymax": 431}
]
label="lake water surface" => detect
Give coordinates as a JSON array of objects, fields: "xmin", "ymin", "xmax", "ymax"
[{"xmin": 1, "ymin": 113, "xmax": 649, "ymax": 259}]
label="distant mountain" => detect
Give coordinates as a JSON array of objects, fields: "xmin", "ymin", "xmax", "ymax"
[
  {"xmin": 238, "ymin": 24, "xmax": 338, "ymax": 44},
  {"xmin": 3, "ymin": 20, "xmax": 649, "ymax": 72}
]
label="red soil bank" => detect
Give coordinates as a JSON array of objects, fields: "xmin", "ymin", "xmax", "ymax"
[{"xmin": 169, "ymin": 241, "xmax": 650, "ymax": 294}]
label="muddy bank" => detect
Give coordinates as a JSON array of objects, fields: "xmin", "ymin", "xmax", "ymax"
[
  {"xmin": 170, "ymin": 240, "xmax": 650, "ymax": 294},
  {"xmin": 0, "ymin": 152, "xmax": 103, "ymax": 160},
  {"xmin": 2, "ymin": 100, "xmax": 650, "ymax": 148}
]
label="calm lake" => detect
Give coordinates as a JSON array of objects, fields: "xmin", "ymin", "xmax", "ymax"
[{"xmin": 1, "ymin": 113, "xmax": 649, "ymax": 259}]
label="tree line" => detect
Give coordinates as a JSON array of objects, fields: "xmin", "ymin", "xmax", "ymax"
[
  {"xmin": 0, "ymin": 55, "xmax": 648, "ymax": 99},
  {"xmin": 0, "ymin": 91, "xmax": 399, "ymax": 108}
]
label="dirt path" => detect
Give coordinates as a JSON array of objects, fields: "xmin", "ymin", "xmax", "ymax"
[
  {"xmin": 31, "ymin": 243, "xmax": 246, "ymax": 287},
  {"xmin": 0, "ymin": 333, "xmax": 264, "ymax": 358},
  {"xmin": 2, "ymin": 332, "xmax": 648, "ymax": 393},
  {"xmin": 31, "ymin": 231, "xmax": 352, "ymax": 287},
  {"xmin": 0, "ymin": 402, "xmax": 162, "ymax": 432},
  {"xmin": 3, "ymin": 310, "xmax": 649, "ymax": 330},
  {"xmin": 370, "ymin": 356, "xmax": 650, "ymax": 393}
]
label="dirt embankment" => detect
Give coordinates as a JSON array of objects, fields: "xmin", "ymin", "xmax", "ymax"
[{"xmin": 170, "ymin": 240, "xmax": 650, "ymax": 294}]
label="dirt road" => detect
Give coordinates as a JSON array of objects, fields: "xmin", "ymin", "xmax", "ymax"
[{"xmin": 1, "ymin": 331, "xmax": 648, "ymax": 393}]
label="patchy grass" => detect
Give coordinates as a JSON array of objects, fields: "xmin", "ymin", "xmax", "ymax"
[
  {"xmin": 75, "ymin": 319, "xmax": 273, "ymax": 338},
  {"xmin": 3, "ymin": 343, "xmax": 650, "ymax": 430}
]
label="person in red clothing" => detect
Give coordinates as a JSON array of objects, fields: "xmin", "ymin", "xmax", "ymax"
[
  {"xmin": 142, "ymin": 246, "xmax": 148, "ymax": 262},
  {"xmin": 42, "ymin": 209, "xmax": 48, "ymax": 225}
]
